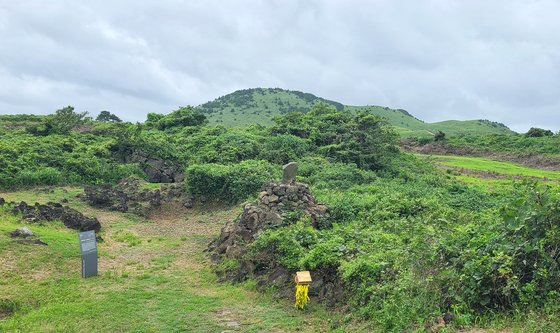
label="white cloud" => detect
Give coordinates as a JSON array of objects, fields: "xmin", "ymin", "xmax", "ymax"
[{"xmin": 0, "ymin": 0, "xmax": 559, "ymax": 132}]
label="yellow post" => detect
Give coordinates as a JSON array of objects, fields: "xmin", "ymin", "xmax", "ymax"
[{"xmin": 294, "ymin": 271, "xmax": 312, "ymax": 309}]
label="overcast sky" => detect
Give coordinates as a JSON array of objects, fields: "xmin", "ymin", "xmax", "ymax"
[{"xmin": 1, "ymin": 1, "xmax": 559, "ymax": 132}]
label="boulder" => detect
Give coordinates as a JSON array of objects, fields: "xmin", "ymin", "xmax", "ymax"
[{"xmin": 9, "ymin": 227, "xmax": 34, "ymax": 238}]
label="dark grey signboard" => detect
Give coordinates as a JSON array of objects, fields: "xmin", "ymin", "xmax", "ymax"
[{"xmin": 79, "ymin": 230, "xmax": 98, "ymax": 278}]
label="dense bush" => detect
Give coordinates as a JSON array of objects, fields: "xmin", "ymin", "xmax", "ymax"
[
  {"xmin": 271, "ymin": 103, "xmax": 399, "ymax": 170},
  {"xmin": 146, "ymin": 106, "xmax": 207, "ymax": 130},
  {"xmin": 185, "ymin": 160, "xmax": 279, "ymax": 202},
  {"xmin": 526, "ymin": 127, "xmax": 554, "ymax": 138},
  {"xmin": 26, "ymin": 106, "xmax": 89, "ymax": 135}
]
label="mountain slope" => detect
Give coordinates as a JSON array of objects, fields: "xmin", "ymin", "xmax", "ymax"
[{"xmin": 196, "ymin": 88, "xmax": 514, "ymax": 137}]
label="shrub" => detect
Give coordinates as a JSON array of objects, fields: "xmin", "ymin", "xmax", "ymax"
[
  {"xmin": 434, "ymin": 130, "xmax": 446, "ymax": 141},
  {"xmin": 27, "ymin": 106, "xmax": 89, "ymax": 135},
  {"xmin": 271, "ymin": 103, "xmax": 399, "ymax": 170},
  {"xmin": 526, "ymin": 127, "xmax": 554, "ymax": 138},
  {"xmin": 10, "ymin": 167, "xmax": 62, "ymax": 187},
  {"xmin": 259, "ymin": 134, "xmax": 312, "ymax": 164},
  {"xmin": 146, "ymin": 106, "xmax": 207, "ymax": 130},
  {"xmin": 298, "ymin": 156, "xmax": 377, "ymax": 189},
  {"xmin": 186, "ymin": 160, "xmax": 279, "ymax": 202}
]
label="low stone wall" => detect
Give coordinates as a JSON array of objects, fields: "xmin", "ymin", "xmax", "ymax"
[
  {"xmin": 81, "ymin": 177, "xmax": 192, "ymax": 216},
  {"xmin": 8, "ymin": 201, "xmax": 101, "ymax": 232}
]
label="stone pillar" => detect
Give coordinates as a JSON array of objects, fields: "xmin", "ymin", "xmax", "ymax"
[{"xmin": 282, "ymin": 162, "xmax": 298, "ymax": 184}]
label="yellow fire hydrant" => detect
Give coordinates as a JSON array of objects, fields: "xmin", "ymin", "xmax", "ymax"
[{"xmin": 294, "ymin": 271, "xmax": 312, "ymax": 310}]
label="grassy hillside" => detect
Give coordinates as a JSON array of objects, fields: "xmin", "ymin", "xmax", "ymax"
[
  {"xmin": 197, "ymin": 88, "xmax": 344, "ymax": 127},
  {"xmin": 197, "ymin": 88, "xmax": 514, "ymax": 137}
]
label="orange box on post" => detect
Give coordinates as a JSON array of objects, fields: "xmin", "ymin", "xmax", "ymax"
[{"xmin": 294, "ymin": 271, "xmax": 312, "ymax": 285}]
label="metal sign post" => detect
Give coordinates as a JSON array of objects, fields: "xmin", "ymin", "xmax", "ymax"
[{"xmin": 79, "ymin": 230, "xmax": 98, "ymax": 278}]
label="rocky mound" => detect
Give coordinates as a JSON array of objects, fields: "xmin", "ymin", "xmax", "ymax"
[
  {"xmin": 209, "ymin": 181, "xmax": 328, "ymax": 259},
  {"xmin": 81, "ymin": 177, "xmax": 192, "ymax": 216},
  {"xmin": 208, "ymin": 162, "xmax": 346, "ymax": 304},
  {"xmin": 118, "ymin": 153, "xmax": 184, "ymax": 183},
  {"xmin": 9, "ymin": 201, "xmax": 101, "ymax": 232}
]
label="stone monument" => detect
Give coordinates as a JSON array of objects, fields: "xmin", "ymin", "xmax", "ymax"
[{"xmin": 282, "ymin": 162, "xmax": 298, "ymax": 184}]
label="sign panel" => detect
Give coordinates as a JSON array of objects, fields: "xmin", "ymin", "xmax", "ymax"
[{"xmin": 79, "ymin": 230, "xmax": 98, "ymax": 278}]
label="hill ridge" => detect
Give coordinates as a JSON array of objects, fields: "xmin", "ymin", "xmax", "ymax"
[{"xmin": 196, "ymin": 87, "xmax": 514, "ymax": 137}]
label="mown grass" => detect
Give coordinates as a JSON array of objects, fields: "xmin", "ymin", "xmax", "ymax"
[{"xmin": 421, "ymin": 154, "xmax": 560, "ymax": 181}]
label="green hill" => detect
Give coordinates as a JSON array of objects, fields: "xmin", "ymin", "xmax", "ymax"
[{"xmin": 197, "ymin": 88, "xmax": 514, "ymax": 137}]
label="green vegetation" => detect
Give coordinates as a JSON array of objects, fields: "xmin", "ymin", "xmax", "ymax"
[
  {"xmin": 448, "ymin": 133, "xmax": 560, "ymax": 155},
  {"xmin": 197, "ymin": 88, "xmax": 514, "ymax": 137},
  {"xmin": 1, "ymin": 97, "xmax": 560, "ymax": 332},
  {"xmin": 0, "ymin": 196, "xmax": 343, "ymax": 332},
  {"xmin": 526, "ymin": 127, "xmax": 554, "ymax": 138},
  {"xmin": 186, "ymin": 160, "xmax": 279, "ymax": 203},
  {"xmin": 423, "ymin": 155, "xmax": 560, "ymax": 181}
]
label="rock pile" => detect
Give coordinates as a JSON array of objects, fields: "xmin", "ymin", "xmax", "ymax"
[
  {"xmin": 120, "ymin": 153, "xmax": 184, "ymax": 183},
  {"xmin": 209, "ymin": 166, "xmax": 328, "ymax": 261},
  {"xmin": 82, "ymin": 177, "xmax": 192, "ymax": 216},
  {"xmin": 11, "ymin": 201, "xmax": 101, "ymax": 232},
  {"xmin": 208, "ymin": 162, "xmax": 346, "ymax": 304}
]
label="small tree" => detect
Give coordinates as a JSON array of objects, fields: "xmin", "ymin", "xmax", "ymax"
[
  {"xmin": 526, "ymin": 127, "xmax": 553, "ymax": 138},
  {"xmin": 434, "ymin": 130, "xmax": 446, "ymax": 141},
  {"xmin": 148, "ymin": 106, "xmax": 207, "ymax": 130},
  {"xmin": 96, "ymin": 111, "xmax": 122, "ymax": 122},
  {"xmin": 27, "ymin": 106, "xmax": 89, "ymax": 135}
]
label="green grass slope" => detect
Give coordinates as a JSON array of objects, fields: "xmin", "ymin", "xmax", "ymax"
[
  {"xmin": 196, "ymin": 88, "xmax": 515, "ymax": 137},
  {"xmin": 197, "ymin": 88, "xmax": 344, "ymax": 127}
]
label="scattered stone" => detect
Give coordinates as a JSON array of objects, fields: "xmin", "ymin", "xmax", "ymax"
[
  {"xmin": 82, "ymin": 177, "xmax": 190, "ymax": 216},
  {"xmin": 9, "ymin": 227, "xmax": 47, "ymax": 245},
  {"xmin": 442, "ymin": 313, "xmax": 455, "ymax": 324},
  {"xmin": 12, "ymin": 201, "xmax": 101, "ymax": 232},
  {"xmin": 9, "ymin": 227, "xmax": 34, "ymax": 238},
  {"xmin": 282, "ymin": 162, "xmax": 298, "ymax": 184}
]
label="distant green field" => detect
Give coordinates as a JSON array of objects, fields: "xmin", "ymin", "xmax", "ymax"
[
  {"xmin": 421, "ymin": 154, "xmax": 560, "ymax": 181},
  {"xmin": 197, "ymin": 88, "xmax": 515, "ymax": 137}
]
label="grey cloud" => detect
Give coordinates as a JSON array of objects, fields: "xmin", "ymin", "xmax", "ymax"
[{"xmin": 1, "ymin": 0, "xmax": 559, "ymax": 132}]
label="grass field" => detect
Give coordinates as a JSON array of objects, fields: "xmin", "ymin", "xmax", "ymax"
[
  {"xmin": 420, "ymin": 154, "xmax": 560, "ymax": 182},
  {"xmin": 0, "ymin": 187, "xmax": 351, "ymax": 333}
]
